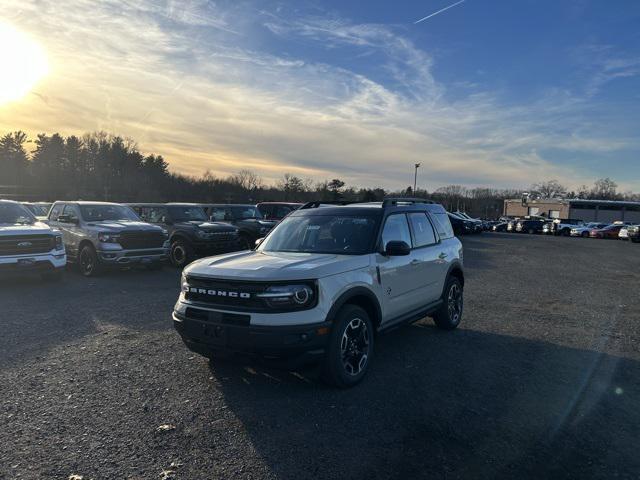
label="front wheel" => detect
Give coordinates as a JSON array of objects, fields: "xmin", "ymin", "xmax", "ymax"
[
  {"xmin": 78, "ymin": 245, "xmax": 101, "ymax": 277},
  {"xmin": 433, "ymin": 277, "xmax": 463, "ymax": 330},
  {"xmin": 170, "ymin": 239, "xmax": 193, "ymax": 268},
  {"xmin": 322, "ymin": 305, "xmax": 374, "ymax": 388}
]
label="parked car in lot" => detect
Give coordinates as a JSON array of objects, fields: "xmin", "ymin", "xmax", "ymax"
[
  {"xmin": 448, "ymin": 212, "xmax": 475, "ymax": 235},
  {"xmin": 48, "ymin": 201, "xmax": 169, "ymax": 276},
  {"xmin": 0, "ymin": 200, "xmax": 66, "ymax": 280},
  {"xmin": 129, "ymin": 203, "xmax": 241, "ymax": 268},
  {"xmin": 515, "ymin": 219, "xmax": 549, "ymax": 234},
  {"xmin": 21, "ymin": 202, "xmax": 52, "ymax": 221},
  {"xmin": 454, "ymin": 211, "xmax": 483, "ymax": 232},
  {"xmin": 174, "ymin": 198, "xmax": 464, "ymax": 387},
  {"xmin": 551, "ymin": 218, "xmax": 585, "ymax": 236},
  {"xmin": 570, "ymin": 222, "xmax": 608, "ymax": 237},
  {"xmin": 626, "ymin": 225, "xmax": 640, "ymax": 243},
  {"xmin": 201, "ymin": 204, "xmax": 277, "ymax": 248},
  {"xmin": 491, "ymin": 222, "xmax": 508, "ymax": 232},
  {"xmin": 589, "ymin": 224, "xmax": 624, "ymax": 239},
  {"xmin": 256, "ymin": 202, "xmax": 303, "ymax": 221}
]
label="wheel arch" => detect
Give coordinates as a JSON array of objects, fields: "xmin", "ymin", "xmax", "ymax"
[
  {"xmin": 445, "ymin": 262, "xmax": 465, "ymax": 292},
  {"xmin": 325, "ymin": 287, "xmax": 382, "ymax": 331}
]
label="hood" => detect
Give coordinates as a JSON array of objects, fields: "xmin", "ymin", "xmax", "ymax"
[
  {"xmin": 238, "ymin": 218, "xmax": 277, "ymax": 227},
  {"xmin": 177, "ymin": 220, "xmax": 237, "ymax": 232},
  {"xmin": 85, "ymin": 220, "xmax": 163, "ymax": 233},
  {"xmin": 185, "ymin": 250, "xmax": 371, "ymax": 281},
  {"xmin": 0, "ymin": 221, "xmax": 57, "ymax": 237}
]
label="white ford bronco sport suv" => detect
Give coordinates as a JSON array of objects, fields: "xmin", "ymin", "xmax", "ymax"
[
  {"xmin": 173, "ymin": 198, "xmax": 464, "ymax": 387},
  {"xmin": 0, "ymin": 199, "xmax": 66, "ymax": 280}
]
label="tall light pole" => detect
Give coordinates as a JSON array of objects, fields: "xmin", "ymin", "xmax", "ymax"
[{"xmin": 413, "ymin": 163, "xmax": 421, "ymax": 194}]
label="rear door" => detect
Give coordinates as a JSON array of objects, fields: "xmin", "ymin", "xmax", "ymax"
[
  {"xmin": 407, "ymin": 212, "xmax": 448, "ymax": 302},
  {"xmin": 376, "ymin": 213, "xmax": 425, "ymax": 321}
]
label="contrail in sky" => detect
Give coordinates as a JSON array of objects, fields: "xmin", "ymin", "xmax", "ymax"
[{"xmin": 414, "ymin": 0, "xmax": 466, "ymax": 24}]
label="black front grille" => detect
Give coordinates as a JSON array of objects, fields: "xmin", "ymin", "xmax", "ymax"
[
  {"xmin": 119, "ymin": 231, "xmax": 166, "ymax": 249},
  {"xmin": 184, "ymin": 277, "xmax": 270, "ymax": 311},
  {"xmin": 0, "ymin": 235, "xmax": 54, "ymax": 256},
  {"xmin": 185, "ymin": 307, "xmax": 250, "ymax": 326}
]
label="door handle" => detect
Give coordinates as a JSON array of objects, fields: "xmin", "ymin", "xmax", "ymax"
[{"xmin": 438, "ymin": 252, "xmax": 448, "ymax": 259}]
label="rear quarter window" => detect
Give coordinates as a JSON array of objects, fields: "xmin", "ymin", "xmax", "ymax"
[{"xmin": 431, "ymin": 213, "xmax": 454, "ymax": 239}]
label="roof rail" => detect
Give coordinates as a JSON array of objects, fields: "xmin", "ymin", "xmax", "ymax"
[
  {"xmin": 300, "ymin": 201, "xmax": 356, "ymax": 209},
  {"xmin": 382, "ymin": 197, "xmax": 435, "ymax": 207}
]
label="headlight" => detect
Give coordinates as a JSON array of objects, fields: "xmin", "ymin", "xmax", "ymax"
[
  {"xmin": 54, "ymin": 235, "xmax": 63, "ymax": 250},
  {"xmin": 181, "ymin": 273, "xmax": 188, "ymax": 291},
  {"xmin": 161, "ymin": 229, "xmax": 169, "ymax": 239},
  {"xmin": 98, "ymin": 232, "xmax": 121, "ymax": 243},
  {"xmin": 256, "ymin": 284, "xmax": 316, "ymax": 310}
]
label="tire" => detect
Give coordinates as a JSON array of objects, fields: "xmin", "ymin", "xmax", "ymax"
[
  {"xmin": 78, "ymin": 244, "xmax": 101, "ymax": 277},
  {"xmin": 322, "ymin": 305, "xmax": 374, "ymax": 388},
  {"xmin": 170, "ymin": 239, "xmax": 193, "ymax": 269},
  {"xmin": 41, "ymin": 270, "xmax": 63, "ymax": 282},
  {"xmin": 433, "ymin": 277, "xmax": 463, "ymax": 330}
]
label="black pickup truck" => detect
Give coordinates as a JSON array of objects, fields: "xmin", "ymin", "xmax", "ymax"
[
  {"xmin": 129, "ymin": 203, "xmax": 240, "ymax": 268},
  {"xmin": 200, "ymin": 204, "xmax": 277, "ymax": 249}
]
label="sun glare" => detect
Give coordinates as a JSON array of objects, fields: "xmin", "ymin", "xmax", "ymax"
[{"xmin": 0, "ymin": 22, "xmax": 49, "ymax": 105}]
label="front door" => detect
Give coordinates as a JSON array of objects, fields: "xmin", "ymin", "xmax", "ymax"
[{"xmin": 377, "ymin": 213, "xmax": 425, "ymax": 322}]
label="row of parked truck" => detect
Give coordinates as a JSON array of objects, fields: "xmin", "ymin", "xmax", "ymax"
[
  {"xmin": 1, "ymin": 200, "xmax": 304, "ymax": 279},
  {"xmin": 491, "ymin": 216, "xmax": 640, "ymax": 241}
]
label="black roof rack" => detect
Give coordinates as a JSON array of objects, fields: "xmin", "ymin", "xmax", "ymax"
[
  {"xmin": 300, "ymin": 201, "xmax": 357, "ymax": 209},
  {"xmin": 382, "ymin": 197, "xmax": 435, "ymax": 207}
]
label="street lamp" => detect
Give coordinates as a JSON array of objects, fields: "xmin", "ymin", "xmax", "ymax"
[{"xmin": 413, "ymin": 163, "xmax": 421, "ymax": 194}]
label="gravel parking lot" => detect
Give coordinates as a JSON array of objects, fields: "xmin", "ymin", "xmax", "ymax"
[{"xmin": 1, "ymin": 234, "xmax": 639, "ymax": 480}]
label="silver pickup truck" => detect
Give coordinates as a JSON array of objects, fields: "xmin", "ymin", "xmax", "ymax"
[{"xmin": 48, "ymin": 201, "xmax": 169, "ymax": 276}]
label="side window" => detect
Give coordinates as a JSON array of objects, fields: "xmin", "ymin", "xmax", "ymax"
[
  {"xmin": 62, "ymin": 204, "xmax": 79, "ymax": 223},
  {"xmin": 49, "ymin": 204, "xmax": 63, "ymax": 221},
  {"xmin": 430, "ymin": 213, "xmax": 454, "ymax": 239},
  {"xmin": 381, "ymin": 214, "xmax": 412, "ymax": 250},
  {"xmin": 211, "ymin": 208, "xmax": 227, "ymax": 221},
  {"xmin": 408, "ymin": 213, "xmax": 437, "ymax": 247}
]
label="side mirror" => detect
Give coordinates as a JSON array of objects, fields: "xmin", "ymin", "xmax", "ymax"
[
  {"xmin": 254, "ymin": 237, "xmax": 265, "ymax": 248},
  {"xmin": 385, "ymin": 240, "xmax": 411, "ymax": 256},
  {"xmin": 57, "ymin": 214, "xmax": 78, "ymax": 225}
]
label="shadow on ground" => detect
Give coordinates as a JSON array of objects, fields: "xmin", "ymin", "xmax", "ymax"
[{"xmin": 208, "ymin": 323, "xmax": 639, "ymax": 479}]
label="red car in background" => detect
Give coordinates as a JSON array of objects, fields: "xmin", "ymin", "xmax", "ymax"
[{"xmin": 589, "ymin": 224, "xmax": 623, "ymax": 239}]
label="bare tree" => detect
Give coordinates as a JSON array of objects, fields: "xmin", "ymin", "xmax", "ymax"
[{"xmin": 530, "ymin": 180, "xmax": 565, "ymax": 199}]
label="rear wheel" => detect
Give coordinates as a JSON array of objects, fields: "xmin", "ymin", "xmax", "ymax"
[
  {"xmin": 433, "ymin": 277, "xmax": 463, "ymax": 330},
  {"xmin": 322, "ymin": 305, "xmax": 374, "ymax": 388},
  {"xmin": 78, "ymin": 245, "xmax": 101, "ymax": 277},
  {"xmin": 170, "ymin": 239, "xmax": 193, "ymax": 268}
]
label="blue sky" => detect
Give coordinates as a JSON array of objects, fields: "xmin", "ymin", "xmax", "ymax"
[{"xmin": 1, "ymin": 0, "xmax": 639, "ymax": 191}]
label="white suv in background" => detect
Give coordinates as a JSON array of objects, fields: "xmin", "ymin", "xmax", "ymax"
[
  {"xmin": 0, "ymin": 200, "xmax": 66, "ymax": 280},
  {"xmin": 173, "ymin": 198, "xmax": 465, "ymax": 387}
]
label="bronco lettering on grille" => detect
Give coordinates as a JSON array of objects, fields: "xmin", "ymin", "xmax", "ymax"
[{"xmin": 186, "ymin": 286, "xmax": 251, "ymax": 299}]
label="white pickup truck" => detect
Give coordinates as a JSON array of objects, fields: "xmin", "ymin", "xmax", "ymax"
[{"xmin": 0, "ymin": 200, "xmax": 66, "ymax": 280}]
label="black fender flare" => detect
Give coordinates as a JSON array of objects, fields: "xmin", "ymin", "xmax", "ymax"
[
  {"xmin": 441, "ymin": 261, "xmax": 465, "ymax": 297},
  {"xmin": 325, "ymin": 286, "xmax": 383, "ymax": 328}
]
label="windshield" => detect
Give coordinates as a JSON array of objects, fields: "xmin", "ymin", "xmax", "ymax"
[
  {"xmin": 260, "ymin": 214, "xmax": 379, "ymax": 255},
  {"xmin": 0, "ymin": 204, "xmax": 36, "ymax": 225},
  {"xmin": 24, "ymin": 204, "xmax": 49, "ymax": 216},
  {"xmin": 231, "ymin": 206, "xmax": 262, "ymax": 219},
  {"xmin": 79, "ymin": 204, "xmax": 140, "ymax": 222},
  {"xmin": 167, "ymin": 206, "xmax": 208, "ymax": 222}
]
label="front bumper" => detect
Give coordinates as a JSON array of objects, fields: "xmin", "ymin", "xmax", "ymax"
[
  {"xmin": 173, "ymin": 306, "xmax": 331, "ymax": 366},
  {"xmin": 98, "ymin": 246, "xmax": 169, "ymax": 265},
  {"xmin": 0, "ymin": 252, "xmax": 66, "ymax": 274}
]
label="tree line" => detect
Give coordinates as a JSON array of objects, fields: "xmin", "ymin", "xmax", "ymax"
[{"xmin": 0, "ymin": 130, "xmax": 637, "ymax": 219}]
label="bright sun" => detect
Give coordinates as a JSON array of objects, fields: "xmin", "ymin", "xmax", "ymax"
[{"xmin": 0, "ymin": 22, "xmax": 49, "ymax": 105}]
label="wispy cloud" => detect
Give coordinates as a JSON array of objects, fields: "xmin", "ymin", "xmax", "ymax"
[{"xmin": 0, "ymin": 0, "xmax": 637, "ymax": 191}]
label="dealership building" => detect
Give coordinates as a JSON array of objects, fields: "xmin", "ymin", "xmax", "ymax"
[{"xmin": 503, "ymin": 198, "xmax": 640, "ymax": 224}]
